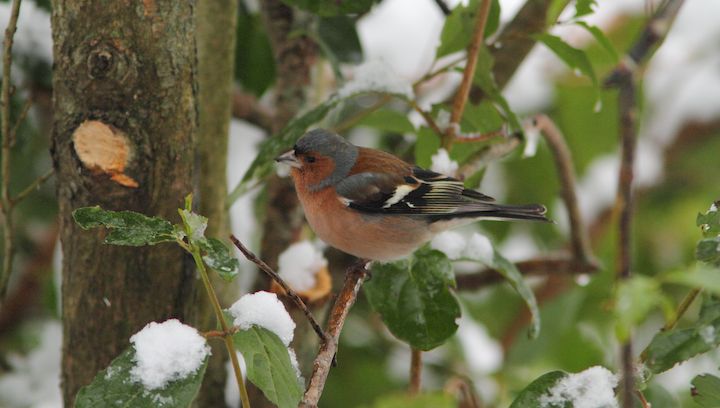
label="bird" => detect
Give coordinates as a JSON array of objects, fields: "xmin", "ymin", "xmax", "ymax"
[{"xmin": 276, "ymin": 128, "xmax": 549, "ymax": 262}]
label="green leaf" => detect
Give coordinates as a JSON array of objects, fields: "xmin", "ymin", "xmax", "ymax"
[
  {"xmin": 232, "ymin": 326, "xmax": 303, "ymax": 408},
  {"xmin": 696, "ymin": 238, "xmax": 720, "ymax": 265},
  {"xmin": 492, "ymin": 250, "xmax": 541, "ymax": 338},
  {"xmin": 436, "ymin": 0, "xmax": 501, "ymax": 59},
  {"xmin": 235, "ymin": 7, "xmax": 276, "ymax": 96},
  {"xmin": 697, "ymin": 204, "xmax": 720, "ymax": 237},
  {"xmin": 317, "ymin": 16, "xmax": 363, "ymax": 64},
  {"xmin": 179, "ymin": 209, "xmax": 208, "ymax": 244},
  {"xmin": 574, "ymin": 22, "xmax": 619, "ymax": 63},
  {"xmin": 692, "ymin": 374, "xmax": 720, "ymax": 407},
  {"xmin": 615, "ymin": 275, "xmax": 670, "ymax": 342},
  {"xmin": 574, "ymin": 0, "xmax": 597, "ymax": 18},
  {"xmin": 370, "ymin": 392, "xmax": 456, "ymax": 408},
  {"xmin": 365, "ymin": 248, "xmax": 461, "ymax": 350},
  {"xmin": 279, "ymin": 0, "xmax": 378, "ymax": 16},
  {"xmin": 358, "ymin": 109, "xmax": 415, "ymax": 134},
  {"xmin": 509, "ymin": 371, "xmax": 568, "ymax": 408},
  {"xmin": 75, "ymin": 348, "xmax": 208, "ymax": 408},
  {"xmin": 414, "ymin": 126, "xmax": 442, "ymax": 168},
  {"xmin": 199, "ymin": 238, "xmax": 240, "ymax": 281},
  {"xmin": 73, "ymin": 206, "xmax": 177, "ymax": 246},
  {"xmin": 664, "ymin": 266, "xmax": 720, "ymax": 295},
  {"xmin": 471, "ymin": 46, "xmax": 521, "ymax": 131},
  {"xmin": 536, "ymin": 33, "xmax": 598, "ymax": 89},
  {"xmin": 643, "ymin": 296, "xmax": 720, "ymax": 374}
]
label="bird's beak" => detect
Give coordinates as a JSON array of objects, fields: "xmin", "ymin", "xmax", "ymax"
[{"xmin": 275, "ymin": 150, "xmax": 302, "ymax": 168}]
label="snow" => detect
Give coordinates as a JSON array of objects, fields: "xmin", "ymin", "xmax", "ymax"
[
  {"xmin": 430, "ymin": 148, "xmax": 459, "ymax": 176},
  {"xmin": 710, "ymin": 203, "xmax": 718, "ymax": 213},
  {"xmin": 522, "ymin": 122, "xmax": 541, "ymax": 158},
  {"xmin": 228, "ymin": 291, "xmax": 296, "ymax": 347},
  {"xmin": 224, "ymin": 351, "xmax": 247, "ymax": 408},
  {"xmin": 336, "ymin": 59, "xmax": 414, "ymax": 100},
  {"xmin": 431, "ymin": 230, "xmax": 466, "ymax": 260},
  {"xmin": 0, "ymin": 320, "xmax": 62, "ymax": 408},
  {"xmin": 456, "ymin": 314, "xmax": 503, "ymax": 374},
  {"xmin": 700, "ymin": 325, "xmax": 716, "ymax": 345},
  {"xmin": 539, "ymin": 366, "xmax": 619, "ymax": 408},
  {"xmin": 277, "ymin": 241, "xmax": 327, "ymax": 292},
  {"xmin": 464, "ymin": 232, "xmax": 494, "ymax": 264},
  {"xmin": 129, "ymin": 319, "xmax": 210, "ymax": 391}
]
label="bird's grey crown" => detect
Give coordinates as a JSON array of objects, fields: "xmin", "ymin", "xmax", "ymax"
[{"xmin": 296, "ymin": 129, "xmax": 359, "ymax": 191}]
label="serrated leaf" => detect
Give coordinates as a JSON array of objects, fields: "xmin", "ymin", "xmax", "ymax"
[
  {"xmin": 509, "ymin": 371, "xmax": 568, "ymax": 408},
  {"xmin": 370, "ymin": 392, "xmax": 456, "ymax": 408},
  {"xmin": 200, "ymin": 238, "xmax": 240, "ymax": 281},
  {"xmin": 574, "ymin": 0, "xmax": 597, "ymax": 18},
  {"xmin": 317, "ymin": 16, "xmax": 363, "ymax": 64},
  {"xmin": 492, "ymin": 250, "xmax": 541, "ymax": 338},
  {"xmin": 235, "ymin": 8, "xmax": 275, "ymax": 96},
  {"xmin": 615, "ymin": 275, "xmax": 668, "ymax": 342},
  {"xmin": 358, "ymin": 109, "xmax": 415, "ymax": 134},
  {"xmin": 365, "ymin": 248, "xmax": 461, "ymax": 350},
  {"xmin": 692, "ymin": 374, "xmax": 720, "ymax": 407},
  {"xmin": 643, "ymin": 296, "xmax": 720, "ymax": 374},
  {"xmin": 232, "ymin": 326, "xmax": 303, "ymax": 408},
  {"xmin": 73, "ymin": 206, "xmax": 177, "ymax": 246},
  {"xmin": 574, "ymin": 22, "xmax": 619, "ymax": 63},
  {"xmin": 75, "ymin": 348, "xmax": 208, "ymax": 408},
  {"xmin": 179, "ymin": 209, "xmax": 208, "ymax": 244},
  {"xmin": 280, "ymin": 0, "xmax": 378, "ymax": 16},
  {"xmin": 536, "ymin": 33, "xmax": 597, "ymax": 88},
  {"xmin": 697, "ymin": 204, "xmax": 720, "ymax": 238}
]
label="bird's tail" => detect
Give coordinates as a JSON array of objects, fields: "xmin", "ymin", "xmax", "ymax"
[{"xmin": 428, "ymin": 203, "xmax": 551, "ymax": 223}]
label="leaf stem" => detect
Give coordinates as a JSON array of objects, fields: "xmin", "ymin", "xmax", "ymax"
[
  {"xmin": 663, "ymin": 288, "xmax": 702, "ymax": 332},
  {"xmin": 409, "ymin": 348, "xmax": 422, "ymax": 395},
  {"xmin": 190, "ymin": 247, "xmax": 250, "ymax": 408}
]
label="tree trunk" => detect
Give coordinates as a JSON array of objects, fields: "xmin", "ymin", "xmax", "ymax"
[
  {"xmin": 195, "ymin": 0, "xmax": 238, "ymax": 406},
  {"xmin": 50, "ymin": 2, "xmax": 198, "ymax": 405}
]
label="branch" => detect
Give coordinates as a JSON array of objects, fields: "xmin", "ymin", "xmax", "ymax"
[
  {"xmin": 11, "ymin": 168, "xmax": 53, "ymax": 205},
  {"xmin": 230, "ymin": 234, "xmax": 327, "ymax": 342},
  {"xmin": 301, "ymin": 260, "xmax": 368, "ymax": 408},
  {"xmin": 530, "ymin": 114, "xmax": 592, "ymax": 263},
  {"xmin": 231, "ymin": 88, "xmax": 275, "ymax": 131},
  {"xmin": 456, "ymin": 256, "xmax": 599, "ymax": 291},
  {"xmin": 445, "ymin": 0, "xmax": 492, "ymax": 148},
  {"xmin": 0, "ymin": 0, "xmax": 23, "ymax": 299}
]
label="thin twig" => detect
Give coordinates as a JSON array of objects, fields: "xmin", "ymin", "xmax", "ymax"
[
  {"xmin": 408, "ymin": 99, "xmax": 443, "ymax": 136},
  {"xmin": 456, "ymin": 256, "xmax": 599, "ymax": 291},
  {"xmin": 531, "ymin": 114, "xmax": 592, "ymax": 263},
  {"xmin": 412, "ymin": 54, "xmax": 466, "ymax": 91},
  {"xmin": 446, "ymin": 0, "xmax": 492, "ymax": 148},
  {"xmin": 409, "ymin": 348, "xmax": 422, "ymax": 395},
  {"xmin": 454, "ymin": 129, "xmax": 504, "ymax": 144},
  {"xmin": 0, "ymin": 0, "xmax": 23, "ymax": 299},
  {"xmin": 301, "ymin": 260, "xmax": 367, "ymax": 408},
  {"xmin": 11, "ymin": 168, "xmax": 53, "ymax": 205},
  {"xmin": 332, "ymin": 94, "xmax": 391, "ymax": 134},
  {"xmin": 663, "ymin": 288, "xmax": 701, "ymax": 332},
  {"xmin": 433, "ymin": 0, "xmax": 452, "ymax": 16},
  {"xmin": 230, "ymin": 234, "xmax": 327, "ymax": 342}
]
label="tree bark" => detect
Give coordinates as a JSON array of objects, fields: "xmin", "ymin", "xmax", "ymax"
[
  {"xmin": 195, "ymin": 0, "xmax": 238, "ymax": 406},
  {"xmin": 50, "ymin": 1, "xmax": 198, "ymax": 404}
]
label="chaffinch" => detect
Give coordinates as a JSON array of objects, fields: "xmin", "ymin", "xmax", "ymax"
[{"xmin": 276, "ymin": 129, "xmax": 549, "ymax": 262}]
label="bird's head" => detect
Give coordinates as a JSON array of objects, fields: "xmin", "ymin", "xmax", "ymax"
[{"xmin": 275, "ymin": 129, "xmax": 359, "ymax": 191}]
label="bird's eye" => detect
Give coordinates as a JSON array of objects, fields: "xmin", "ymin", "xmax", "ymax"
[{"xmin": 305, "ymin": 155, "xmax": 316, "ymax": 163}]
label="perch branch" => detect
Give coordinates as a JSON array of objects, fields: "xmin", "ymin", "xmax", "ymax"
[
  {"xmin": 445, "ymin": 0, "xmax": 492, "ymax": 148},
  {"xmin": 301, "ymin": 260, "xmax": 368, "ymax": 408},
  {"xmin": 230, "ymin": 234, "xmax": 327, "ymax": 342}
]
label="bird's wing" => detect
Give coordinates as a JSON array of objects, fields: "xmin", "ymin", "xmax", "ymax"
[{"xmin": 335, "ymin": 167, "xmax": 507, "ymax": 216}]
